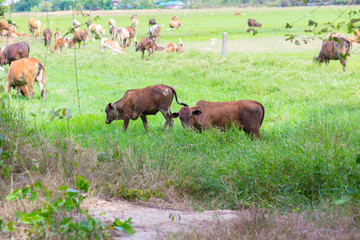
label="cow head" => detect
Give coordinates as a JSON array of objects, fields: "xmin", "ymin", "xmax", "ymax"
[
  {"xmin": 135, "ymin": 41, "xmax": 140, "ymax": 51},
  {"xmin": 171, "ymin": 106, "xmax": 202, "ymax": 129},
  {"xmin": 105, "ymin": 103, "xmax": 123, "ymax": 124}
]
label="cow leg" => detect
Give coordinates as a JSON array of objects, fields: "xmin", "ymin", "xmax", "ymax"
[
  {"xmin": 160, "ymin": 109, "xmax": 173, "ymax": 131},
  {"xmin": 142, "ymin": 50, "xmax": 145, "ymax": 60},
  {"xmin": 340, "ymin": 58, "xmax": 347, "ymax": 72},
  {"xmin": 140, "ymin": 115, "xmax": 149, "ymax": 131},
  {"xmin": 16, "ymin": 86, "xmax": 21, "ymax": 100},
  {"xmin": 7, "ymin": 82, "xmax": 12, "ymax": 100},
  {"xmin": 28, "ymin": 84, "xmax": 35, "ymax": 101},
  {"xmin": 123, "ymin": 117, "xmax": 130, "ymax": 131}
]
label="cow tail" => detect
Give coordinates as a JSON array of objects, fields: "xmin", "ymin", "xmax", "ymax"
[
  {"xmin": 36, "ymin": 62, "xmax": 46, "ymax": 98},
  {"xmin": 169, "ymin": 86, "xmax": 188, "ymax": 107},
  {"xmin": 258, "ymin": 102, "xmax": 265, "ymax": 126}
]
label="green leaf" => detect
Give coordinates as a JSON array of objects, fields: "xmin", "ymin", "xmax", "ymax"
[
  {"xmin": 59, "ymin": 185, "xmax": 68, "ymax": 191},
  {"xmin": 29, "ymin": 192, "xmax": 38, "ymax": 202},
  {"xmin": 6, "ymin": 221, "xmax": 13, "ymax": 232},
  {"xmin": 0, "ymin": 133, "xmax": 5, "ymax": 142},
  {"xmin": 60, "ymin": 217, "xmax": 72, "ymax": 226},
  {"xmin": 6, "ymin": 189, "xmax": 21, "ymax": 202},
  {"xmin": 356, "ymin": 154, "xmax": 360, "ymax": 164},
  {"xmin": 21, "ymin": 186, "xmax": 30, "ymax": 198},
  {"xmin": 335, "ymin": 196, "xmax": 351, "ymax": 205},
  {"xmin": 33, "ymin": 182, "xmax": 42, "ymax": 191}
]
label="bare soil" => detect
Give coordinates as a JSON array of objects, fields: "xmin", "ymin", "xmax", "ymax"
[{"xmin": 82, "ymin": 197, "xmax": 239, "ymax": 239}]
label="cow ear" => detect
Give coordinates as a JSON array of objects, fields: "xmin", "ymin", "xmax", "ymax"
[
  {"xmin": 192, "ymin": 110, "xmax": 202, "ymax": 115},
  {"xmin": 170, "ymin": 112, "xmax": 179, "ymax": 118},
  {"xmin": 107, "ymin": 103, "xmax": 113, "ymax": 110}
]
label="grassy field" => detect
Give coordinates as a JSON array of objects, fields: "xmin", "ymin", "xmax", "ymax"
[{"xmin": 1, "ymin": 6, "xmax": 360, "ymax": 211}]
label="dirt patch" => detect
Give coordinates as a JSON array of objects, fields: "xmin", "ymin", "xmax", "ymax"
[{"xmin": 82, "ymin": 197, "xmax": 240, "ymax": 239}]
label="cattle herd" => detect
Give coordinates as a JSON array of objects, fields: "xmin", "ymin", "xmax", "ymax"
[{"xmin": 3, "ymin": 13, "xmax": 360, "ymax": 139}]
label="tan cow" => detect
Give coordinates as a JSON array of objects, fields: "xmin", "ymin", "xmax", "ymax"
[
  {"xmin": 135, "ymin": 38, "xmax": 155, "ymax": 60},
  {"xmin": 28, "ymin": 18, "xmax": 42, "ymax": 38},
  {"xmin": 348, "ymin": 30, "xmax": 360, "ymax": 43},
  {"xmin": 171, "ymin": 100, "xmax": 265, "ymax": 139},
  {"xmin": 0, "ymin": 20, "xmax": 15, "ymax": 36},
  {"xmin": 169, "ymin": 20, "xmax": 183, "ymax": 30},
  {"xmin": 172, "ymin": 16, "xmax": 178, "ymax": 21},
  {"xmin": 99, "ymin": 38, "xmax": 126, "ymax": 54},
  {"xmin": 248, "ymin": 18, "xmax": 262, "ymax": 27},
  {"xmin": 54, "ymin": 31, "xmax": 61, "ymax": 40},
  {"xmin": 165, "ymin": 39, "xmax": 183, "ymax": 53},
  {"xmin": 7, "ymin": 58, "xmax": 46, "ymax": 101},
  {"xmin": 51, "ymin": 38, "xmax": 69, "ymax": 54},
  {"xmin": 131, "ymin": 15, "xmax": 139, "ymax": 28},
  {"xmin": 105, "ymin": 84, "xmax": 187, "ymax": 131}
]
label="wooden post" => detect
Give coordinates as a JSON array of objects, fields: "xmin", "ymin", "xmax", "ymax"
[{"xmin": 222, "ymin": 32, "xmax": 227, "ymax": 59}]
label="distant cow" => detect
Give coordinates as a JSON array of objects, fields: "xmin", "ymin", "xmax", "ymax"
[
  {"xmin": 87, "ymin": 21, "xmax": 105, "ymax": 41},
  {"xmin": 105, "ymin": 84, "xmax": 187, "ymax": 131},
  {"xmin": 51, "ymin": 38, "xmax": 69, "ymax": 54},
  {"xmin": 28, "ymin": 18, "xmax": 42, "ymax": 38},
  {"xmin": 0, "ymin": 20, "xmax": 15, "ymax": 36},
  {"xmin": 68, "ymin": 29, "xmax": 88, "ymax": 48},
  {"xmin": 171, "ymin": 100, "xmax": 265, "ymax": 139},
  {"xmin": 131, "ymin": 15, "xmax": 139, "ymax": 28},
  {"xmin": 109, "ymin": 18, "xmax": 116, "ymax": 26},
  {"xmin": 135, "ymin": 38, "xmax": 155, "ymax": 60},
  {"xmin": 117, "ymin": 27, "xmax": 130, "ymax": 48},
  {"xmin": 0, "ymin": 42, "xmax": 30, "ymax": 71},
  {"xmin": 248, "ymin": 18, "xmax": 262, "ymax": 27},
  {"xmin": 54, "ymin": 31, "xmax": 61, "ymax": 40},
  {"xmin": 314, "ymin": 38, "xmax": 352, "ymax": 72},
  {"xmin": 234, "ymin": 11, "xmax": 240, "ymax": 16},
  {"xmin": 43, "ymin": 28, "xmax": 52, "ymax": 46},
  {"xmin": 169, "ymin": 20, "xmax": 183, "ymax": 30},
  {"xmin": 166, "ymin": 39, "xmax": 183, "ymax": 53},
  {"xmin": 109, "ymin": 24, "xmax": 117, "ymax": 40},
  {"xmin": 148, "ymin": 24, "xmax": 161, "ymax": 44},
  {"xmin": 7, "ymin": 58, "xmax": 46, "ymax": 101},
  {"xmin": 100, "ymin": 38, "xmax": 126, "ymax": 55},
  {"xmin": 72, "ymin": 19, "xmax": 81, "ymax": 31},
  {"xmin": 149, "ymin": 18, "xmax": 157, "ymax": 26}
]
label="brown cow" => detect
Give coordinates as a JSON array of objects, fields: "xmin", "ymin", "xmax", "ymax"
[
  {"xmin": 248, "ymin": 18, "xmax": 262, "ymax": 27},
  {"xmin": 234, "ymin": 11, "xmax": 240, "ymax": 16},
  {"xmin": 51, "ymin": 38, "xmax": 69, "ymax": 54},
  {"xmin": 169, "ymin": 20, "xmax": 183, "ymax": 30},
  {"xmin": 149, "ymin": 18, "xmax": 157, "ymax": 26},
  {"xmin": 54, "ymin": 31, "xmax": 61, "ymax": 40},
  {"xmin": 135, "ymin": 38, "xmax": 155, "ymax": 60},
  {"xmin": 170, "ymin": 100, "xmax": 265, "ymax": 139},
  {"xmin": 166, "ymin": 40, "xmax": 183, "ymax": 53},
  {"xmin": 109, "ymin": 24, "xmax": 117, "ymax": 40},
  {"xmin": 314, "ymin": 38, "xmax": 352, "ymax": 72},
  {"xmin": 68, "ymin": 29, "xmax": 88, "ymax": 48},
  {"xmin": 7, "ymin": 58, "xmax": 46, "ymax": 101},
  {"xmin": 105, "ymin": 84, "xmax": 187, "ymax": 131},
  {"xmin": 43, "ymin": 28, "xmax": 52, "ymax": 46},
  {"xmin": 28, "ymin": 18, "xmax": 42, "ymax": 38},
  {"xmin": 148, "ymin": 24, "xmax": 161, "ymax": 44},
  {"xmin": 0, "ymin": 42, "xmax": 30, "ymax": 71}
]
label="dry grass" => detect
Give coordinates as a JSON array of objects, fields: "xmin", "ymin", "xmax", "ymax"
[{"xmin": 169, "ymin": 205, "xmax": 360, "ymax": 240}]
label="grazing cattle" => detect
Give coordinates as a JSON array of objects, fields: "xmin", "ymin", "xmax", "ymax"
[
  {"xmin": 105, "ymin": 84, "xmax": 187, "ymax": 131},
  {"xmin": 117, "ymin": 27, "xmax": 130, "ymax": 48},
  {"xmin": 51, "ymin": 38, "xmax": 69, "ymax": 54},
  {"xmin": 148, "ymin": 24, "xmax": 161, "ymax": 44},
  {"xmin": 172, "ymin": 16, "xmax": 178, "ymax": 21},
  {"xmin": 171, "ymin": 100, "xmax": 265, "ymax": 139},
  {"xmin": 135, "ymin": 38, "xmax": 155, "ymax": 60},
  {"xmin": 54, "ymin": 31, "xmax": 61, "ymax": 40},
  {"xmin": 7, "ymin": 58, "xmax": 46, "ymax": 101},
  {"xmin": 100, "ymin": 38, "xmax": 126, "ymax": 54},
  {"xmin": 234, "ymin": 11, "xmax": 240, "ymax": 16},
  {"xmin": 43, "ymin": 29, "xmax": 52, "ymax": 46},
  {"xmin": 0, "ymin": 42, "xmax": 30, "ymax": 71},
  {"xmin": 28, "ymin": 18, "xmax": 42, "ymax": 38},
  {"xmin": 248, "ymin": 18, "xmax": 262, "ymax": 27},
  {"xmin": 314, "ymin": 38, "xmax": 352, "ymax": 72},
  {"xmin": 0, "ymin": 20, "xmax": 16, "ymax": 36},
  {"xmin": 68, "ymin": 29, "xmax": 88, "ymax": 48},
  {"xmin": 131, "ymin": 15, "xmax": 139, "ymax": 28},
  {"xmin": 109, "ymin": 18, "xmax": 116, "ymax": 26},
  {"xmin": 109, "ymin": 24, "xmax": 117, "ymax": 40},
  {"xmin": 72, "ymin": 19, "xmax": 81, "ymax": 31},
  {"xmin": 149, "ymin": 18, "xmax": 157, "ymax": 26},
  {"xmin": 169, "ymin": 20, "xmax": 183, "ymax": 30}
]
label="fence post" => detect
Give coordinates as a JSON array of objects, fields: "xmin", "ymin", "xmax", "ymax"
[{"xmin": 222, "ymin": 32, "xmax": 227, "ymax": 59}]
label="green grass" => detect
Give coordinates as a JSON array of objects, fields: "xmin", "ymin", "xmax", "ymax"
[{"xmin": 1, "ymin": 6, "xmax": 360, "ymax": 210}]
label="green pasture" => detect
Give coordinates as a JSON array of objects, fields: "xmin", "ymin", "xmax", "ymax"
[{"xmin": 1, "ymin": 6, "xmax": 360, "ymax": 210}]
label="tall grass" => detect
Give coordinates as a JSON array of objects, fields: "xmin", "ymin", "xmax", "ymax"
[{"xmin": 1, "ymin": 7, "xmax": 360, "ymax": 211}]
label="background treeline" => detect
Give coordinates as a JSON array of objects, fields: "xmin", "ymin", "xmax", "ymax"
[{"xmin": 11, "ymin": 0, "xmax": 360, "ymax": 12}]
